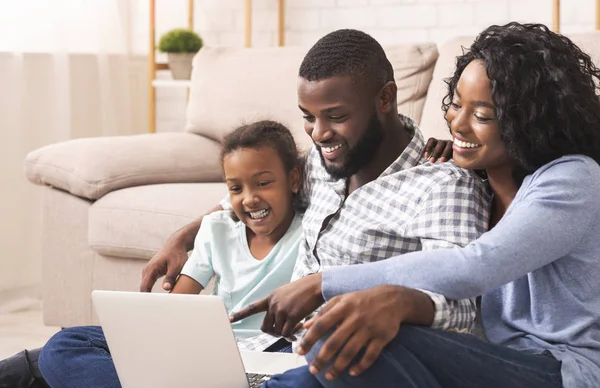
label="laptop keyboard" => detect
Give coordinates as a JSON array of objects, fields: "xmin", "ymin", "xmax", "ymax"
[{"xmin": 247, "ymin": 373, "xmax": 271, "ymax": 387}]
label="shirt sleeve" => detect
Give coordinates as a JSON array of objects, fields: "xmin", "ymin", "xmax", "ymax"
[
  {"xmin": 291, "ymin": 238, "xmax": 317, "ymax": 281},
  {"xmin": 219, "ymin": 194, "xmax": 231, "ymax": 211},
  {"xmin": 322, "ymin": 157, "xmax": 600, "ymax": 304},
  {"xmin": 180, "ymin": 215, "xmax": 215, "ymax": 287},
  {"xmin": 403, "ymin": 172, "xmax": 489, "ymax": 330}
]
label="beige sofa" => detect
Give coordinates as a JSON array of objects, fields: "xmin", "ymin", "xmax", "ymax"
[{"xmin": 24, "ymin": 32, "xmax": 600, "ymax": 328}]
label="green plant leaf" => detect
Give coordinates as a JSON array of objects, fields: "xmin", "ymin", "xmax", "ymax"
[{"xmin": 158, "ymin": 28, "xmax": 203, "ymax": 53}]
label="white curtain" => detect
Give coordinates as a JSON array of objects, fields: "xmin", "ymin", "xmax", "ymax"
[{"xmin": 0, "ymin": 0, "xmax": 147, "ymax": 302}]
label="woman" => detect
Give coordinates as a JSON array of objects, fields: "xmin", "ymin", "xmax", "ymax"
[{"xmin": 271, "ymin": 22, "xmax": 600, "ymax": 388}]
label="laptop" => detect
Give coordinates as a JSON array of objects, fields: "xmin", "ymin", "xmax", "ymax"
[{"xmin": 91, "ymin": 290, "xmax": 306, "ymax": 388}]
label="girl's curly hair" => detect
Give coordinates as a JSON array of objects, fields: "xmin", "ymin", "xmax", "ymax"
[{"xmin": 442, "ymin": 22, "xmax": 600, "ymax": 182}]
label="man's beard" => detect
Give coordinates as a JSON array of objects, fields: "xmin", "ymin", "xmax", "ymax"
[{"xmin": 317, "ymin": 113, "xmax": 384, "ymax": 180}]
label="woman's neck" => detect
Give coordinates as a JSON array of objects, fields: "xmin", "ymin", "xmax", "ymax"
[{"xmin": 485, "ymin": 164, "xmax": 519, "ymax": 228}]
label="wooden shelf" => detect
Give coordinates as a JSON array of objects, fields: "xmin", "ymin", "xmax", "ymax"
[
  {"xmin": 152, "ymin": 80, "xmax": 191, "ymax": 88},
  {"xmin": 148, "ymin": 0, "xmax": 286, "ymax": 133}
]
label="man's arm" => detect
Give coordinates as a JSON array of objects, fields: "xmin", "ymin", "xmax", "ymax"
[
  {"xmin": 139, "ymin": 204, "xmax": 223, "ymax": 292},
  {"xmin": 398, "ymin": 172, "xmax": 489, "ymax": 331}
]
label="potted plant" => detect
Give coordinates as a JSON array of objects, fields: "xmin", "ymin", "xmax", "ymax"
[{"xmin": 158, "ymin": 28, "xmax": 203, "ymax": 80}]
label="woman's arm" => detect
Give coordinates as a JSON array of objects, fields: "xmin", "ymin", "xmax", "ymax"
[
  {"xmin": 322, "ymin": 156, "xmax": 600, "ymax": 300},
  {"xmin": 170, "ymin": 274, "xmax": 205, "ymax": 294}
]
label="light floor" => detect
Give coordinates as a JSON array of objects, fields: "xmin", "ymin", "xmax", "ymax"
[{"xmin": 0, "ymin": 299, "xmax": 60, "ymax": 360}]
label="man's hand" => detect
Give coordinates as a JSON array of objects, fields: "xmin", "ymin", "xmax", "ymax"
[
  {"xmin": 423, "ymin": 137, "xmax": 453, "ymax": 163},
  {"xmin": 140, "ymin": 207, "xmax": 222, "ymax": 292},
  {"xmin": 298, "ymin": 285, "xmax": 433, "ymax": 381},
  {"xmin": 230, "ymin": 274, "xmax": 325, "ymax": 338},
  {"xmin": 140, "ymin": 237, "xmax": 189, "ymax": 292}
]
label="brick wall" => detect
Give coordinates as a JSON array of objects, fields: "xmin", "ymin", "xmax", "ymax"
[{"xmin": 138, "ymin": 0, "xmax": 598, "ymax": 132}]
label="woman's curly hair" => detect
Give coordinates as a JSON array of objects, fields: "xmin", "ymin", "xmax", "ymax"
[{"xmin": 442, "ymin": 22, "xmax": 600, "ymax": 182}]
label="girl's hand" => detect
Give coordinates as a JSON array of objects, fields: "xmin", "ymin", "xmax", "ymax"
[{"xmin": 423, "ymin": 138, "xmax": 453, "ymax": 163}]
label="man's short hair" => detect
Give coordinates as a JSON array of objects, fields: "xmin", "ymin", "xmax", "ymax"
[{"xmin": 299, "ymin": 29, "xmax": 394, "ymax": 92}]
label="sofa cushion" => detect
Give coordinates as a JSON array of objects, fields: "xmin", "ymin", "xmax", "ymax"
[
  {"xmin": 89, "ymin": 182, "xmax": 227, "ymax": 260},
  {"xmin": 420, "ymin": 31, "xmax": 600, "ymax": 142},
  {"xmin": 25, "ymin": 132, "xmax": 223, "ymax": 201},
  {"xmin": 186, "ymin": 43, "xmax": 439, "ymax": 151}
]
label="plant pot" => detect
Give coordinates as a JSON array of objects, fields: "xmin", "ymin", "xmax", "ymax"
[{"xmin": 167, "ymin": 53, "xmax": 196, "ymax": 80}]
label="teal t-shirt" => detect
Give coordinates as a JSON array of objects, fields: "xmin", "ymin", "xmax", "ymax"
[{"xmin": 180, "ymin": 210, "xmax": 303, "ymax": 340}]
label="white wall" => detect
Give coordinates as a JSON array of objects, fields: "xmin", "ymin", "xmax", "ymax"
[
  {"xmin": 0, "ymin": 54, "xmax": 148, "ymax": 304},
  {"xmin": 145, "ymin": 0, "xmax": 598, "ymax": 132},
  {"xmin": 0, "ymin": 2, "xmax": 148, "ymax": 306},
  {"xmin": 2, "ymin": 0, "xmax": 597, "ymax": 305}
]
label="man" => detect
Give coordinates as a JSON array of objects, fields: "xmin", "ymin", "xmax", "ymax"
[
  {"xmin": 228, "ymin": 28, "xmax": 489, "ymax": 347},
  {"xmin": 0, "ymin": 29, "xmax": 488, "ymax": 388}
]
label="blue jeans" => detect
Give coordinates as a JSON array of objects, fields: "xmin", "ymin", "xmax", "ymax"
[
  {"xmin": 38, "ymin": 325, "xmax": 294, "ymax": 388},
  {"xmin": 38, "ymin": 326, "xmax": 120, "ymax": 388},
  {"xmin": 263, "ymin": 325, "xmax": 564, "ymax": 388}
]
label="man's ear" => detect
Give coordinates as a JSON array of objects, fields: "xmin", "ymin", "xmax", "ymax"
[
  {"xmin": 289, "ymin": 165, "xmax": 302, "ymax": 194},
  {"xmin": 378, "ymin": 81, "xmax": 397, "ymax": 114}
]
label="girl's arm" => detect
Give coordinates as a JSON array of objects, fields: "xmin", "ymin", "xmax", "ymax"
[
  {"xmin": 174, "ymin": 212, "xmax": 217, "ymax": 295},
  {"xmin": 140, "ymin": 204, "xmax": 224, "ymax": 292},
  {"xmin": 170, "ymin": 274, "xmax": 205, "ymax": 294}
]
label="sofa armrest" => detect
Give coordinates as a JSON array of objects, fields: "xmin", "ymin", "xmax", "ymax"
[{"xmin": 25, "ymin": 132, "xmax": 222, "ymax": 200}]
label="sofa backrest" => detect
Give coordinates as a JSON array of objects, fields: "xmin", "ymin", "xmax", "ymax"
[
  {"xmin": 185, "ymin": 43, "xmax": 439, "ymax": 150},
  {"xmin": 420, "ymin": 31, "xmax": 600, "ymax": 141}
]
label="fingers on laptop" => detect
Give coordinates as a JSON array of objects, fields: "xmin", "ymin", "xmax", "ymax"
[
  {"xmin": 229, "ymin": 298, "xmax": 269, "ymax": 323},
  {"xmin": 261, "ymin": 306, "xmax": 276, "ymax": 335},
  {"xmin": 140, "ymin": 266, "xmax": 161, "ymax": 292},
  {"xmin": 231, "ymin": 299, "xmax": 306, "ymax": 340}
]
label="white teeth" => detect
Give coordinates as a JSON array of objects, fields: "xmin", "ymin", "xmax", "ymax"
[
  {"xmin": 249, "ymin": 208, "xmax": 269, "ymax": 219},
  {"xmin": 453, "ymin": 138, "xmax": 482, "ymax": 149},
  {"xmin": 322, "ymin": 144, "xmax": 343, "ymax": 153}
]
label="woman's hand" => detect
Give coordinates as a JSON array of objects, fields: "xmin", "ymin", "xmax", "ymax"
[
  {"xmin": 297, "ymin": 286, "xmax": 406, "ymax": 380},
  {"xmin": 298, "ymin": 285, "xmax": 434, "ymax": 381},
  {"xmin": 423, "ymin": 138, "xmax": 453, "ymax": 163}
]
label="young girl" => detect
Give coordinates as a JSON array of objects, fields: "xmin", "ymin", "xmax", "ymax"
[
  {"xmin": 171, "ymin": 120, "xmax": 303, "ymax": 351},
  {"xmin": 22, "ymin": 121, "xmax": 304, "ymax": 388}
]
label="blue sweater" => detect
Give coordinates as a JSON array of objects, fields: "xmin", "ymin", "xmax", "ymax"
[{"xmin": 322, "ymin": 155, "xmax": 600, "ymax": 388}]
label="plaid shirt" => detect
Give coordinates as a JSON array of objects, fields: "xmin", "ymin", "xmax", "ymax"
[{"xmin": 230, "ymin": 116, "xmax": 491, "ymax": 351}]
